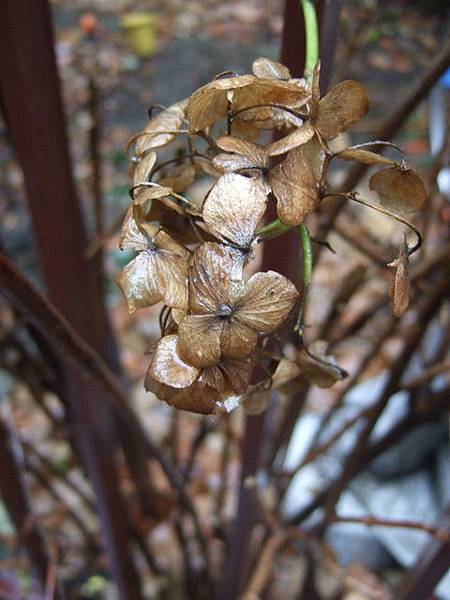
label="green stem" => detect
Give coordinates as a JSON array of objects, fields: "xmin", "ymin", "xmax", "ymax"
[
  {"xmin": 300, "ymin": 0, "xmax": 319, "ymax": 80},
  {"xmin": 256, "ymin": 218, "xmax": 292, "ymax": 240},
  {"xmin": 299, "ymin": 224, "xmax": 313, "ymax": 289}
]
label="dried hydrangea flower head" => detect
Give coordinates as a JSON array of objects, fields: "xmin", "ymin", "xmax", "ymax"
[{"xmin": 117, "ymin": 57, "xmax": 427, "ymax": 415}]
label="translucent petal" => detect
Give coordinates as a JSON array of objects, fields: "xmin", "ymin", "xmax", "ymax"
[
  {"xmin": 189, "ymin": 243, "xmax": 236, "ymax": 313},
  {"xmin": 135, "ymin": 100, "xmax": 187, "ymax": 155},
  {"xmin": 116, "ymin": 251, "xmax": 162, "ymax": 313},
  {"xmin": 147, "ymin": 335, "xmax": 199, "ymax": 388},
  {"xmin": 235, "ymin": 271, "xmax": 298, "ymax": 334},
  {"xmin": 252, "ymin": 57, "xmax": 291, "ymax": 79},
  {"xmin": 369, "ymin": 167, "xmax": 427, "ymax": 213},
  {"xmin": 269, "ymin": 143, "xmax": 319, "ymax": 226},
  {"xmin": 177, "ymin": 314, "xmax": 223, "ymax": 368},
  {"xmin": 315, "ymin": 80, "xmax": 369, "ymax": 140},
  {"xmin": 220, "ymin": 319, "xmax": 258, "ymax": 360},
  {"xmin": 202, "ymin": 173, "xmax": 268, "ymax": 248}
]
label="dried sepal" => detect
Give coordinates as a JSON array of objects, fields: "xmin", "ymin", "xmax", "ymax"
[
  {"xmin": 265, "ymin": 122, "xmax": 315, "ymax": 157},
  {"xmin": 388, "ymin": 241, "xmax": 410, "ymax": 317},
  {"xmin": 272, "ymin": 358, "xmax": 304, "ymax": 396},
  {"xmin": 314, "ymin": 80, "xmax": 369, "ymax": 140},
  {"xmin": 132, "ymin": 150, "xmax": 157, "ymax": 185},
  {"xmin": 269, "ymin": 141, "xmax": 319, "ymax": 226},
  {"xmin": 147, "ymin": 334, "xmax": 199, "ymax": 388},
  {"xmin": 232, "ymin": 78, "xmax": 309, "ymax": 113},
  {"xmin": 202, "ymin": 173, "xmax": 268, "ymax": 248},
  {"xmin": 336, "ymin": 148, "xmax": 396, "ymax": 167},
  {"xmin": 234, "ymin": 271, "xmax": 299, "ymax": 334},
  {"xmin": 187, "ymin": 75, "xmax": 255, "ymax": 132},
  {"xmin": 135, "ymin": 100, "xmax": 187, "ymax": 156},
  {"xmin": 158, "ymin": 163, "xmax": 196, "ymax": 193},
  {"xmin": 369, "ymin": 167, "xmax": 427, "ymax": 213},
  {"xmin": 177, "ymin": 315, "xmax": 222, "ymax": 368},
  {"xmin": 145, "ymin": 335, "xmax": 253, "ymax": 414},
  {"xmin": 213, "ymin": 136, "xmax": 267, "ymax": 173},
  {"xmin": 117, "ymin": 218, "xmax": 189, "ymax": 313},
  {"xmin": 252, "ymin": 57, "xmax": 291, "ymax": 80},
  {"xmin": 296, "ymin": 341, "xmax": 347, "ymax": 388}
]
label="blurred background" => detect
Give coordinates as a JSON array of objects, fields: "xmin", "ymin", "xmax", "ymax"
[{"xmin": 0, "ymin": 0, "xmax": 449, "ymax": 598}]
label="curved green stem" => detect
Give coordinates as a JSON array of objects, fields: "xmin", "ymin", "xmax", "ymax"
[
  {"xmin": 301, "ymin": 0, "xmax": 319, "ymax": 80},
  {"xmin": 256, "ymin": 218, "xmax": 292, "ymax": 240},
  {"xmin": 295, "ymin": 224, "xmax": 313, "ymax": 335}
]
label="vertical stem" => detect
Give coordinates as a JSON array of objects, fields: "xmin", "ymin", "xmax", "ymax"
[{"xmin": 300, "ymin": 0, "xmax": 319, "ymax": 79}]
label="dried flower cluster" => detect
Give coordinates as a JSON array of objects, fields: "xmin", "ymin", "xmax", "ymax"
[{"xmin": 117, "ymin": 57, "xmax": 427, "ymax": 414}]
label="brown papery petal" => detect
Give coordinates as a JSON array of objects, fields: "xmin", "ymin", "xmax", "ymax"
[
  {"xmin": 265, "ymin": 122, "xmax": 314, "ymax": 157},
  {"xmin": 220, "ymin": 355, "xmax": 254, "ymax": 394},
  {"xmin": 296, "ymin": 341, "xmax": 346, "ymax": 388},
  {"xmin": 132, "ymin": 151, "xmax": 157, "ymax": 185},
  {"xmin": 232, "ymin": 78, "xmax": 309, "ymax": 113},
  {"xmin": 119, "ymin": 206, "xmax": 154, "ymax": 251},
  {"xmin": 177, "ymin": 314, "xmax": 223, "ymax": 368},
  {"xmin": 135, "ymin": 100, "xmax": 187, "ymax": 156},
  {"xmin": 213, "ymin": 152, "xmax": 258, "ymax": 173},
  {"xmin": 145, "ymin": 376, "xmax": 219, "ymax": 414},
  {"xmin": 220, "ymin": 319, "xmax": 258, "ymax": 360},
  {"xmin": 116, "ymin": 251, "xmax": 162, "ymax": 313},
  {"xmin": 269, "ymin": 144, "xmax": 319, "ymax": 226},
  {"xmin": 216, "ymin": 136, "xmax": 267, "ymax": 167},
  {"xmin": 187, "ymin": 75, "xmax": 255, "ymax": 132},
  {"xmin": 158, "ymin": 164, "xmax": 196, "ymax": 193},
  {"xmin": 388, "ymin": 246, "xmax": 411, "ymax": 317},
  {"xmin": 235, "ymin": 271, "xmax": 299, "ymax": 334},
  {"xmin": 189, "ymin": 243, "xmax": 236, "ymax": 313},
  {"xmin": 272, "ymin": 358, "xmax": 304, "ymax": 396},
  {"xmin": 147, "ymin": 335, "xmax": 199, "ymax": 388},
  {"xmin": 315, "ymin": 80, "xmax": 369, "ymax": 140},
  {"xmin": 337, "ymin": 148, "xmax": 396, "ymax": 167},
  {"xmin": 369, "ymin": 167, "xmax": 427, "ymax": 213},
  {"xmin": 157, "ymin": 253, "xmax": 189, "ymax": 311},
  {"xmin": 232, "ymin": 106, "xmax": 303, "ymax": 130},
  {"xmin": 252, "ymin": 57, "xmax": 291, "ymax": 80},
  {"xmin": 132, "ymin": 185, "xmax": 174, "ymax": 224},
  {"xmin": 202, "ymin": 173, "xmax": 268, "ymax": 248}
]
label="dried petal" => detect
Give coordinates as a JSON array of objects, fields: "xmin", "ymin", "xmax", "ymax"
[
  {"xmin": 296, "ymin": 341, "xmax": 346, "ymax": 388},
  {"xmin": 189, "ymin": 243, "xmax": 236, "ymax": 314},
  {"xmin": 202, "ymin": 173, "xmax": 268, "ymax": 248},
  {"xmin": 216, "ymin": 136, "xmax": 267, "ymax": 166},
  {"xmin": 220, "ymin": 319, "xmax": 258, "ymax": 360},
  {"xmin": 146, "ymin": 376, "xmax": 220, "ymax": 414},
  {"xmin": 132, "ymin": 150, "xmax": 157, "ymax": 185},
  {"xmin": 116, "ymin": 251, "xmax": 163, "ymax": 313},
  {"xmin": 135, "ymin": 100, "xmax": 187, "ymax": 155},
  {"xmin": 119, "ymin": 206, "xmax": 156, "ymax": 251},
  {"xmin": 158, "ymin": 164, "xmax": 196, "ymax": 193},
  {"xmin": 236, "ymin": 271, "xmax": 298, "ymax": 334},
  {"xmin": 232, "ymin": 78, "xmax": 309, "ymax": 113},
  {"xmin": 147, "ymin": 335, "xmax": 199, "ymax": 388},
  {"xmin": 252, "ymin": 57, "xmax": 291, "ymax": 80},
  {"xmin": 265, "ymin": 122, "xmax": 315, "ymax": 157},
  {"xmin": 388, "ymin": 243, "xmax": 410, "ymax": 317},
  {"xmin": 315, "ymin": 80, "xmax": 369, "ymax": 140},
  {"xmin": 269, "ymin": 143, "xmax": 319, "ymax": 226},
  {"xmin": 233, "ymin": 106, "xmax": 303, "ymax": 130},
  {"xmin": 272, "ymin": 358, "xmax": 304, "ymax": 395},
  {"xmin": 187, "ymin": 75, "xmax": 255, "ymax": 132},
  {"xmin": 337, "ymin": 148, "xmax": 396, "ymax": 167},
  {"xmin": 219, "ymin": 355, "xmax": 254, "ymax": 394},
  {"xmin": 177, "ymin": 315, "xmax": 223, "ymax": 368},
  {"xmin": 369, "ymin": 167, "xmax": 427, "ymax": 213}
]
